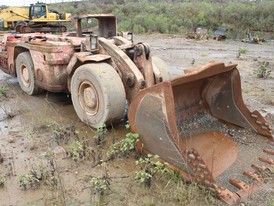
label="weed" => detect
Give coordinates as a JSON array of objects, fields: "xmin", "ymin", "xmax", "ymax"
[
  {"xmin": 66, "ymin": 140, "xmax": 95, "ymax": 162},
  {"xmin": 18, "ymin": 174, "xmax": 40, "ymax": 190},
  {"xmin": 93, "ymin": 124, "xmax": 107, "ymax": 145},
  {"xmin": 90, "ymin": 175, "xmax": 110, "ymax": 195},
  {"xmin": 120, "ymin": 132, "xmax": 139, "ymax": 155},
  {"xmin": 107, "ymin": 122, "xmax": 139, "ymax": 159},
  {"xmin": 18, "ymin": 158, "xmax": 61, "ymax": 190},
  {"xmin": 107, "ymin": 143, "xmax": 119, "ymax": 160},
  {"xmin": 0, "ymin": 177, "xmax": 6, "ymax": 187},
  {"xmin": 66, "ymin": 140, "xmax": 83, "ymax": 161},
  {"xmin": 135, "ymin": 154, "xmax": 171, "ymax": 187},
  {"xmin": 254, "ymin": 61, "xmax": 271, "ymax": 78},
  {"xmin": 32, "ymin": 160, "xmax": 59, "ymax": 187},
  {"xmin": 237, "ymin": 48, "xmax": 248, "ymax": 58},
  {"xmin": 49, "ymin": 123, "xmax": 77, "ymax": 145},
  {"xmin": 0, "ymin": 85, "xmax": 8, "ymax": 97},
  {"xmin": 134, "ymin": 170, "xmax": 153, "ymax": 186}
]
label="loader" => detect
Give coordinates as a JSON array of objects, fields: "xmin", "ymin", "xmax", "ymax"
[{"xmin": 0, "ymin": 14, "xmax": 273, "ymax": 204}]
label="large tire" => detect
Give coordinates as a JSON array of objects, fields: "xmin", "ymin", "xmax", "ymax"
[
  {"xmin": 152, "ymin": 56, "xmax": 170, "ymax": 81},
  {"xmin": 71, "ymin": 63, "xmax": 126, "ymax": 128},
  {"xmin": 16, "ymin": 52, "xmax": 41, "ymax": 95}
]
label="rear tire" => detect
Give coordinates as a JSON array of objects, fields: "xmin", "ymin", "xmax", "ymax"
[
  {"xmin": 16, "ymin": 52, "xmax": 42, "ymax": 95},
  {"xmin": 152, "ymin": 56, "xmax": 170, "ymax": 81},
  {"xmin": 71, "ymin": 63, "xmax": 126, "ymax": 128}
]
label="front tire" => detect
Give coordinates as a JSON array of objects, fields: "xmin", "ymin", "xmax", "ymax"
[
  {"xmin": 71, "ymin": 63, "xmax": 126, "ymax": 128},
  {"xmin": 16, "ymin": 52, "xmax": 41, "ymax": 95}
]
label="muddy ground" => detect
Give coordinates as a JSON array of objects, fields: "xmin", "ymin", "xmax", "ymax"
[{"xmin": 0, "ymin": 35, "xmax": 274, "ymax": 206}]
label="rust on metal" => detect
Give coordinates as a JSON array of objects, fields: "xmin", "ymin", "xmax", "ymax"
[
  {"xmin": 133, "ymin": 43, "xmax": 154, "ymax": 87},
  {"xmin": 216, "ymin": 187, "xmax": 240, "ymax": 205},
  {"xmin": 77, "ymin": 54, "xmax": 111, "ymax": 62},
  {"xmin": 243, "ymin": 171, "xmax": 262, "ymax": 181},
  {"xmin": 259, "ymin": 157, "xmax": 274, "ymax": 165},
  {"xmin": 252, "ymin": 164, "xmax": 273, "ymax": 172},
  {"xmin": 98, "ymin": 37, "xmax": 146, "ymax": 102},
  {"xmin": 128, "ymin": 61, "xmax": 273, "ymax": 204},
  {"xmin": 263, "ymin": 149, "xmax": 274, "ymax": 156}
]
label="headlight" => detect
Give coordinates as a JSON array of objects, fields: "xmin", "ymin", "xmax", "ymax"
[
  {"xmin": 90, "ymin": 35, "xmax": 98, "ymax": 50},
  {"xmin": 127, "ymin": 32, "xmax": 133, "ymax": 42}
]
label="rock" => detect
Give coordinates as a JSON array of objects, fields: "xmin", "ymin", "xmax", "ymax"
[{"xmin": 53, "ymin": 146, "xmax": 66, "ymax": 158}]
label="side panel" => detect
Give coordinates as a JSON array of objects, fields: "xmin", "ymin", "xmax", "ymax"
[
  {"xmin": 0, "ymin": 42, "xmax": 16, "ymax": 76},
  {"xmin": 7, "ymin": 38, "xmax": 75, "ymax": 93},
  {"xmin": 28, "ymin": 45, "xmax": 73, "ymax": 92}
]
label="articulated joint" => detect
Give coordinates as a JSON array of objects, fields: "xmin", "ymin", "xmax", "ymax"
[{"xmin": 134, "ymin": 43, "xmax": 151, "ymax": 59}]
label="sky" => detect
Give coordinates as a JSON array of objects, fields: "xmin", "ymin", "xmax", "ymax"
[{"xmin": 0, "ymin": 0, "xmax": 83, "ymax": 6}]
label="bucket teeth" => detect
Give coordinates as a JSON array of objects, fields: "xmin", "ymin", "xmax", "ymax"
[
  {"xmin": 229, "ymin": 178, "xmax": 262, "ymax": 200},
  {"xmin": 229, "ymin": 178, "xmax": 249, "ymax": 190},
  {"xmin": 263, "ymin": 149, "xmax": 274, "ymax": 156},
  {"xmin": 259, "ymin": 157, "xmax": 274, "ymax": 165},
  {"xmin": 268, "ymin": 141, "xmax": 274, "ymax": 146},
  {"xmin": 243, "ymin": 171, "xmax": 262, "ymax": 181},
  {"xmin": 251, "ymin": 164, "xmax": 272, "ymax": 172},
  {"xmin": 216, "ymin": 186, "xmax": 240, "ymax": 205}
]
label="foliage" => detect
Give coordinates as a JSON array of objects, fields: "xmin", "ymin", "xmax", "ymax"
[
  {"xmin": 0, "ymin": 85, "xmax": 8, "ymax": 97},
  {"xmin": 48, "ymin": 123, "xmax": 77, "ymax": 145},
  {"xmin": 0, "ymin": 177, "xmax": 6, "ymax": 187},
  {"xmin": 93, "ymin": 124, "xmax": 107, "ymax": 145},
  {"xmin": 237, "ymin": 47, "xmax": 248, "ymax": 58},
  {"xmin": 90, "ymin": 175, "xmax": 111, "ymax": 195},
  {"xmin": 54, "ymin": 1, "xmax": 274, "ymax": 38},
  {"xmin": 18, "ymin": 174, "xmax": 40, "ymax": 190},
  {"xmin": 66, "ymin": 140, "xmax": 83, "ymax": 161},
  {"xmin": 135, "ymin": 154, "xmax": 175, "ymax": 187},
  {"xmin": 18, "ymin": 160, "xmax": 60, "ymax": 190},
  {"xmin": 120, "ymin": 132, "xmax": 139, "ymax": 154},
  {"xmin": 254, "ymin": 61, "xmax": 271, "ymax": 78},
  {"xmin": 66, "ymin": 140, "xmax": 94, "ymax": 161},
  {"xmin": 107, "ymin": 122, "xmax": 139, "ymax": 159}
]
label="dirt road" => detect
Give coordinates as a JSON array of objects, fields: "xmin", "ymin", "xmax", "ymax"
[{"xmin": 0, "ymin": 35, "xmax": 273, "ymax": 205}]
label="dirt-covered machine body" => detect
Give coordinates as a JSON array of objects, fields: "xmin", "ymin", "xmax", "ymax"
[
  {"xmin": 0, "ymin": 14, "xmax": 169, "ymax": 126},
  {"xmin": 0, "ymin": 13, "xmax": 273, "ymax": 204}
]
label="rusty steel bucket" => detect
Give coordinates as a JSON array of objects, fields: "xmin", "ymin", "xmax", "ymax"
[{"xmin": 128, "ymin": 62, "xmax": 273, "ymax": 204}]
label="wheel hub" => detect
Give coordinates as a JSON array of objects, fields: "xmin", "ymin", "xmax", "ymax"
[
  {"xmin": 79, "ymin": 81, "xmax": 98, "ymax": 115},
  {"xmin": 21, "ymin": 65, "xmax": 30, "ymax": 87},
  {"xmin": 83, "ymin": 87, "xmax": 97, "ymax": 109}
]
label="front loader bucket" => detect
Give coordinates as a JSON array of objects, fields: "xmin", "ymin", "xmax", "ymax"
[{"xmin": 128, "ymin": 62, "xmax": 274, "ymax": 204}]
